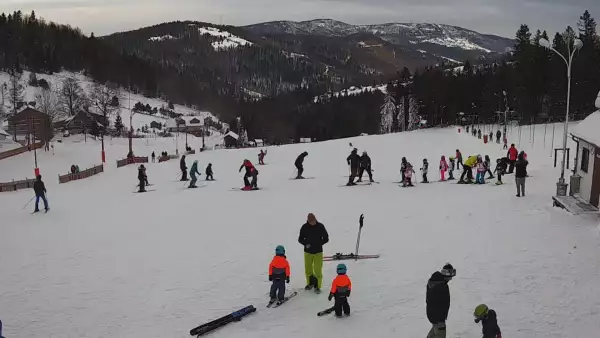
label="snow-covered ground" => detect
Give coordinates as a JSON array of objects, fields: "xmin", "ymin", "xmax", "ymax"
[
  {"xmin": 196, "ymin": 26, "xmax": 252, "ymax": 51},
  {"xmin": 1, "ymin": 123, "xmax": 599, "ymax": 338}
]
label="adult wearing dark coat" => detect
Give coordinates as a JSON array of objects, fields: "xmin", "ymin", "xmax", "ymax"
[
  {"xmin": 346, "ymin": 148, "xmax": 360, "ymax": 186},
  {"xmin": 180, "ymin": 155, "xmax": 188, "ymax": 181},
  {"xmin": 33, "ymin": 175, "xmax": 49, "ymax": 212},
  {"xmin": 138, "ymin": 165, "xmax": 147, "ymax": 192},
  {"xmin": 298, "ymin": 213, "xmax": 329, "ymax": 293},
  {"xmin": 426, "ymin": 264, "xmax": 456, "ymax": 338},
  {"xmin": 295, "ymin": 151, "xmax": 308, "ymax": 179},
  {"xmin": 358, "ymin": 151, "xmax": 374, "ymax": 182},
  {"xmin": 515, "ymin": 151, "xmax": 528, "ymax": 197}
]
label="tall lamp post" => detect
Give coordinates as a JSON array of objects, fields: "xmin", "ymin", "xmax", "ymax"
[{"xmin": 539, "ymin": 37, "xmax": 583, "ymax": 196}]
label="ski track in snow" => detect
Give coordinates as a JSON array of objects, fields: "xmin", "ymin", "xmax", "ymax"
[{"xmin": 1, "ymin": 125, "xmax": 600, "ymax": 337}]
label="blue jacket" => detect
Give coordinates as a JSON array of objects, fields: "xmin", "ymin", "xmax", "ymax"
[{"xmin": 190, "ymin": 162, "xmax": 200, "ymax": 179}]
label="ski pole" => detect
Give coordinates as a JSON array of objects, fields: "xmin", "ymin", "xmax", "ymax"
[
  {"xmin": 22, "ymin": 196, "xmax": 35, "ymax": 210},
  {"xmin": 176, "ymin": 172, "xmax": 182, "ymax": 180},
  {"xmin": 355, "ymin": 214, "xmax": 364, "ymax": 260}
]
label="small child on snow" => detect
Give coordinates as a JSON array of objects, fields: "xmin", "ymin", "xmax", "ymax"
[
  {"xmin": 474, "ymin": 304, "xmax": 502, "ymax": 338},
  {"xmin": 205, "ymin": 163, "xmax": 214, "ymax": 181},
  {"xmin": 475, "ymin": 156, "xmax": 486, "ymax": 184},
  {"xmin": 268, "ymin": 245, "xmax": 290, "ymax": 305},
  {"xmin": 420, "ymin": 159, "xmax": 429, "ymax": 183},
  {"xmin": 448, "ymin": 157, "xmax": 455, "ymax": 180},
  {"xmin": 494, "ymin": 158, "xmax": 508, "ymax": 185},
  {"xmin": 439, "ymin": 156, "xmax": 449, "ymax": 181},
  {"xmin": 403, "ymin": 162, "xmax": 415, "ymax": 187},
  {"xmin": 329, "ymin": 263, "xmax": 352, "ymax": 318},
  {"xmin": 484, "ymin": 155, "xmax": 494, "ymax": 179}
]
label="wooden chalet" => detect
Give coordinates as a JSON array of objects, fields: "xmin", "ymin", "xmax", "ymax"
[{"xmin": 6, "ymin": 107, "xmax": 52, "ymax": 144}]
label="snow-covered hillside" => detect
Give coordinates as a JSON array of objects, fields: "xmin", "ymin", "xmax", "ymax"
[
  {"xmin": 1, "ymin": 121, "xmax": 599, "ymax": 338},
  {"xmin": 196, "ymin": 26, "xmax": 253, "ymax": 51}
]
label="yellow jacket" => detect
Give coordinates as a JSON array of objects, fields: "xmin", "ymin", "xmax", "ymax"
[{"xmin": 464, "ymin": 155, "xmax": 478, "ymax": 167}]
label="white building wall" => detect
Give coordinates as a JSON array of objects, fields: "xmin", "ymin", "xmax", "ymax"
[{"xmin": 576, "ymin": 140, "xmax": 596, "ymax": 201}]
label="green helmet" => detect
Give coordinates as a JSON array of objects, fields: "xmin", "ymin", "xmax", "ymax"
[{"xmin": 474, "ymin": 304, "xmax": 489, "ymax": 318}]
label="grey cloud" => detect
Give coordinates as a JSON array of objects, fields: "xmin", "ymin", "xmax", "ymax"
[{"xmin": 1, "ymin": 0, "xmax": 598, "ymax": 37}]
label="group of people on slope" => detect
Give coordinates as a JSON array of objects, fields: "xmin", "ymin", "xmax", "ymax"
[
  {"xmin": 268, "ymin": 213, "xmax": 352, "ymax": 317},
  {"xmin": 466, "ymin": 126, "xmax": 508, "ymax": 148},
  {"xmin": 179, "ymin": 155, "xmax": 214, "ymax": 188},
  {"xmin": 426, "ymin": 264, "xmax": 502, "ymax": 338},
  {"xmin": 346, "ymin": 148, "xmax": 374, "ymax": 185}
]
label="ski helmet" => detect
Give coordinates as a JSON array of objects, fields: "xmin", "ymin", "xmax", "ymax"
[
  {"xmin": 441, "ymin": 263, "xmax": 456, "ymax": 278},
  {"xmin": 336, "ymin": 263, "xmax": 347, "ymax": 274},
  {"xmin": 474, "ymin": 304, "xmax": 489, "ymax": 318},
  {"xmin": 275, "ymin": 245, "xmax": 285, "ymax": 255}
]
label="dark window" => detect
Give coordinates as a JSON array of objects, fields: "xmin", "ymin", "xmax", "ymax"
[{"xmin": 581, "ymin": 147, "xmax": 590, "ymax": 173}]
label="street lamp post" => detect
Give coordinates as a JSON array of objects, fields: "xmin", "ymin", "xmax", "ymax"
[{"xmin": 539, "ymin": 37, "xmax": 583, "ymax": 196}]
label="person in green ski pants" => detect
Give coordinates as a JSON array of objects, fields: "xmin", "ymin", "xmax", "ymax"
[{"xmin": 298, "ymin": 213, "xmax": 329, "ymax": 293}]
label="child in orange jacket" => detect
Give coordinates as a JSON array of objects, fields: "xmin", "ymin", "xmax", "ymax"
[
  {"xmin": 328, "ymin": 263, "xmax": 352, "ymax": 317},
  {"xmin": 269, "ymin": 245, "xmax": 290, "ymax": 305}
]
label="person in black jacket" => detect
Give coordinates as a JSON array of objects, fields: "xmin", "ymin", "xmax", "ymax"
[
  {"xmin": 138, "ymin": 165, "xmax": 147, "ymax": 192},
  {"xmin": 298, "ymin": 213, "xmax": 329, "ymax": 293},
  {"xmin": 515, "ymin": 151, "xmax": 528, "ymax": 197},
  {"xmin": 180, "ymin": 155, "xmax": 188, "ymax": 181},
  {"xmin": 358, "ymin": 151, "xmax": 374, "ymax": 183},
  {"xmin": 346, "ymin": 148, "xmax": 360, "ymax": 186},
  {"xmin": 474, "ymin": 304, "xmax": 502, "ymax": 338},
  {"xmin": 205, "ymin": 163, "xmax": 214, "ymax": 181},
  {"xmin": 33, "ymin": 175, "xmax": 49, "ymax": 212},
  {"xmin": 426, "ymin": 263, "xmax": 456, "ymax": 338},
  {"xmin": 496, "ymin": 130, "xmax": 502, "ymax": 144},
  {"xmin": 295, "ymin": 151, "xmax": 308, "ymax": 179}
]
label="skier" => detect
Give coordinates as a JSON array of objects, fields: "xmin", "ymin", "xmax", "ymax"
[
  {"xmin": 142, "ymin": 164, "xmax": 149, "ymax": 186},
  {"xmin": 151, "ymin": 151, "xmax": 156, "ymax": 163},
  {"xmin": 358, "ymin": 151, "xmax": 374, "ymax": 183},
  {"xmin": 455, "ymin": 149, "xmax": 463, "ymax": 169},
  {"xmin": 189, "ymin": 160, "xmax": 201, "ymax": 188},
  {"xmin": 33, "ymin": 175, "xmax": 49, "ymax": 213},
  {"xmin": 295, "ymin": 151, "xmax": 308, "ymax": 179},
  {"xmin": 268, "ymin": 245, "xmax": 290, "ymax": 305},
  {"xmin": 493, "ymin": 158, "xmax": 508, "ymax": 185},
  {"xmin": 496, "ymin": 130, "xmax": 502, "ymax": 144},
  {"xmin": 205, "ymin": 163, "xmax": 214, "ymax": 181},
  {"xmin": 328, "ymin": 263, "xmax": 352, "ymax": 318},
  {"xmin": 138, "ymin": 165, "xmax": 147, "ymax": 192},
  {"xmin": 506, "ymin": 144, "xmax": 518, "ymax": 174},
  {"xmin": 474, "ymin": 304, "xmax": 502, "ymax": 338},
  {"xmin": 489, "ymin": 131, "xmax": 493, "ymax": 143},
  {"xmin": 403, "ymin": 161, "xmax": 416, "ymax": 187},
  {"xmin": 401, "ymin": 157, "xmax": 408, "ymax": 183},
  {"xmin": 258, "ymin": 149, "xmax": 266, "ymax": 165},
  {"xmin": 484, "ymin": 155, "xmax": 494, "ymax": 179},
  {"xmin": 515, "ymin": 151, "xmax": 528, "ymax": 197},
  {"xmin": 503, "ymin": 136, "xmax": 508, "ymax": 150},
  {"xmin": 239, "ymin": 159, "xmax": 259, "ymax": 190},
  {"xmin": 439, "ymin": 156, "xmax": 448, "ymax": 181},
  {"xmin": 180, "ymin": 155, "xmax": 188, "ymax": 181},
  {"xmin": 426, "ymin": 263, "xmax": 456, "ymax": 338},
  {"xmin": 475, "ymin": 156, "xmax": 486, "ymax": 184},
  {"xmin": 298, "ymin": 213, "xmax": 329, "ymax": 293},
  {"xmin": 477, "ymin": 129, "xmax": 482, "ymax": 139},
  {"xmin": 447, "ymin": 156, "xmax": 456, "ymax": 180},
  {"xmin": 420, "ymin": 158, "xmax": 429, "ymax": 183},
  {"xmin": 466, "ymin": 126, "xmax": 470, "ymax": 133},
  {"xmin": 346, "ymin": 148, "xmax": 360, "ymax": 186},
  {"xmin": 459, "ymin": 155, "xmax": 477, "ymax": 184}
]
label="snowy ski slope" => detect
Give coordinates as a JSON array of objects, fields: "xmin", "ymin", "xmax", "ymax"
[{"xmin": 0, "ymin": 125, "xmax": 599, "ymax": 338}]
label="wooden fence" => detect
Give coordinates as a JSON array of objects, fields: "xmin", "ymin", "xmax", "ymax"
[
  {"xmin": 0, "ymin": 178, "xmax": 36, "ymax": 192},
  {"xmin": 116, "ymin": 156, "xmax": 149, "ymax": 168},
  {"xmin": 158, "ymin": 154, "xmax": 180, "ymax": 163},
  {"xmin": 58, "ymin": 164, "xmax": 104, "ymax": 184},
  {"xmin": 0, "ymin": 142, "xmax": 44, "ymax": 160}
]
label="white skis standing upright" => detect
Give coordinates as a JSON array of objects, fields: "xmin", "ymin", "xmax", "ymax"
[{"xmin": 355, "ymin": 214, "xmax": 364, "ymax": 261}]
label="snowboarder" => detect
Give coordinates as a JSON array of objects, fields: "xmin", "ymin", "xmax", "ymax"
[
  {"xmin": 33, "ymin": 175, "xmax": 49, "ymax": 213},
  {"xmin": 515, "ymin": 151, "xmax": 528, "ymax": 197},
  {"xmin": 269, "ymin": 245, "xmax": 290, "ymax": 305},
  {"xmin": 151, "ymin": 151, "xmax": 156, "ymax": 163},
  {"xmin": 298, "ymin": 213, "xmax": 329, "ymax": 293},
  {"xmin": 506, "ymin": 144, "xmax": 518, "ymax": 174},
  {"xmin": 496, "ymin": 130, "xmax": 502, "ymax": 144},
  {"xmin": 138, "ymin": 165, "xmax": 147, "ymax": 192},
  {"xmin": 421, "ymin": 158, "xmax": 429, "ymax": 183},
  {"xmin": 494, "ymin": 158, "xmax": 507, "ymax": 185},
  {"xmin": 180, "ymin": 155, "xmax": 188, "ymax": 181},
  {"xmin": 328, "ymin": 263, "xmax": 352, "ymax": 318},
  {"xmin": 358, "ymin": 151, "xmax": 374, "ymax": 183},
  {"xmin": 439, "ymin": 156, "xmax": 449, "ymax": 181},
  {"xmin": 346, "ymin": 148, "xmax": 360, "ymax": 186},
  {"xmin": 448, "ymin": 156, "xmax": 455, "ymax": 180},
  {"xmin": 426, "ymin": 263, "xmax": 456, "ymax": 338},
  {"xmin": 295, "ymin": 151, "xmax": 308, "ymax": 179},
  {"xmin": 455, "ymin": 149, "xmax": 463, "ymax": 169},
  {"xmin": 484, "ymin": 155, "xmax": 494, "ymax": 179},
  {"xmin": 474, "ymin": 304, "xmax": 502, "ymax": 338},
  {"xmin": 475, "ymin": 156, "xmax": 486, "ymax": 184},
  {"xmin": 239, "ymin": 159, "xmax": 259, "ymax": 190},
  {"xmin": 258, "ymin": 149, "xmax": 266, "ymax": 165},
  {"xmin": 459, "ymin": 155, "xmax": 477, "ymax": 184},
  {"xmin": 189, "ymin": 160, "xmax": 201, "ymax": 188},
  {"xmin": 205, "ymin": 163, "xmax": 214, "ymax": 181}
]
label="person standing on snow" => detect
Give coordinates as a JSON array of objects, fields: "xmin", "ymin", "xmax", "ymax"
[
  {"xmin": 496, "ymin": 130, "xmax": 502, "ymax": 144},
  {"xmin": 506, "ymin": 144, "xmax": 518, "ymax": 174},
  {"xmin": 477, "ymin": 129, "xmax": 482, "ymax": 139},
  {"xmin": 205, "ymin": 163, "xmax": 214, "ymax": 181},
  {"xmin": 328, "ymin": 263, "xmax": 352, "ymax": 318},
  {"xmin": 439, "ymin": 156, "xmax": 449, "ymax": 181},
  {"xmin": 358, "ymin": 151, "xmax": 374, "ymax": 183},
  {"xmin": 189, "ymin": 160, "xmax": 201, "ymax": 188},
  {"xmin": 421, "ymin": 158, "xmax": 429, "ymax": 183},
  {"xmin": 298, "ymin": 213, "xmax": 329, "ymax": 293},
  {"xmin": 268, "ymin": 245, "xmax": 290, "ymax": 305},
  {"xmin": 239, "ymin": 159, "xmax": 259, "ymax": 190},
  {"xmin": 33, "ymin": 175, "xmax": 49, "ymax": 213},
  {"xmin": 258, "ymin": 149, "xmax": 266, "ymax": 165},
  {"xmin": 180, "ymin": 155, "xmax": 188, "ymax": 181},
  {"xmin": 295, "ymin": 151, "xmax": 308, "ymax": 179},
  {"xmin": 151, "ymin": 151, "xmax": 156, "ymax": 163},
  {"xmin": 515, "ymin": 151, "xmax": 528, "ymax": 197},
  {"xmin": 346, "ymin": 148, "xmax": 361, "ymax": 186},
  {"xmin": 494, "ymin": 158, "xmax": 508, "ymax": 185},
  {"xmin": 426, "ymin": 263, "xmax": 456, "ymax": 338},
  {"xmin": 138, "ymin": 165, "xmax": 147, "ymax": 192},
  {"xmin": 474, "ymin": 304, "xmax": 502, "ymax": 338},
  {"xmin": 475, "ymin": 156, "xmax": 486, "ymax": 184},
  {"xmin": 447, "ymin": 156, "xmax": 455, "ymax": 180},
  {"xmin": 459, "ymin": 155, "xmax": 477, "ymax": 184},
  {"xmin": 455, "ymin": 149, "xmax": 463, "ymax": 169}
]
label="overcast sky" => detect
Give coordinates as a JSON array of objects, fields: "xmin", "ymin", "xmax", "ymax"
[{"xmin": 1, "ymin": 0, "xmax": 598, "ymax": 38}]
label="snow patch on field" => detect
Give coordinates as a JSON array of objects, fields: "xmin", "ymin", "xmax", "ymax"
[
  {"xmin": 148, "ymin": 35, "xmax": 176, "ymax": 42},
  {"xmin": 197, "ymin": 27, "xmax": 252, "ymax": 51},
  {"xmin": 424, "ymin": 37, "xmax": 491, "ymax": 53}
]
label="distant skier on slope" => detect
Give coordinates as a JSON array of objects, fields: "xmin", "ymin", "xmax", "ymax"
[
  {"xmin": 426, "ymin": 263, "xmax": 456, "ymax": 338},
  {"xmin": 33, "ymin": 175, "xmax": 49, "ymax": 213},
  {"xmin": 138, "ymin": 165, "xmax": 147, "ymax": 192},
  {"xmin": 258, "ymin": 149, "xmax": 266, "ymax": 165},
  {"xmin": 295, "ymin": 151, "xmax": 308, "ymax": 179},
  {"xmin": 358, "ymin": 151, "xmax": 374, "ymax": 183},
  {"xmin": 205, "ymin": 163, "xmax": 214, "ymax": 181},
  {"xmin": 346, "ymin": 148, "xmax": 360, "ymax": 186},
  {"xmin": 420, "ymin": 158, "xmax": 429, "ymax": 183},
  {"xmin": 189, "ymin": 160, "xmax": 201, "ymax": 188},
  {"xmin": 455, "ymin": 149, "xmax": 463, "ymax": 169},
  {"xmin": 474, "ymin": 304, "xmax": 502, "ymax": 338},
  {"xmin": 268, "ymin": 245, "xmax": 291, "ymax": 306},
  {"xmin": 328, "ymin": 263, "xmax": 352, "ymax": 318},
  {"xmin": 180, "ymin": 155, "xmax": 188, "ymax": 181},
  {"xmin": 239, "ymin": 159, "xmax": 259, "ymax": 190},
  {"xmin": 496, "ymin": 130, "xmax": 502, "ymax": 144}
]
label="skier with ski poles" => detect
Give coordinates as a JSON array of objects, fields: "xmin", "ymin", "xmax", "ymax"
[
  {"xmin": 32, "ymin": 175, "xmax": 49, "ymax": 213},
  {"xmin": 328, "ymin": 263, "xmax": 352, "ymax": 318},
  {"xmin": 268, "ymin": 245, "xmax": 291, "ymax": 306},
  {"xmin": 180, "ymin": 155, "xmax": 188, "ymax": 181},
  {"xmin": 294, "ymin": 151, "xmax": 308, "ymax": 179},
  {"xmin": 298, "ymin": 213, "xmax": 329, "ymax": 293},
  {"xmin": 346, "ymin": 148, "xmax": 360, "ymax": 186},
  {"xmin": 426, "ymin": 263, "xmax": 456, "ymax": 338},
  {"xmin": 189, "ymin": 160, "xmax": 201, "ymax": 188}
]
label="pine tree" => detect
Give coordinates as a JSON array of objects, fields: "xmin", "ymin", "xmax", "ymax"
[
  {"xmin": 8, "ymin": 68, "xmax": 24, "ymax": 114},
  {"xmin": 114, "ymin": 114, "xmax": 124, "ymax": 134},
  {"xmin": 379, "ymin": 93, "xmax": 396, "ymax": 134}
]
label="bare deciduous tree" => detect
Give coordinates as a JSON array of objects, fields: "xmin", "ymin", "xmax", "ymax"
[
  {"xmin": 59, "ymin": 77, "xmax": 86, "ymax": 116},
  {"xmin": 35, "ymin": 87, "xmax": 61, "ymax": 123},
  {"xmin": 91, "ymin": 82, "xmax": 121, "ymax": 131}
]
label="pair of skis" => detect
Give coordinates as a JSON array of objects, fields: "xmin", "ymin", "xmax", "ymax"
[
  {"xmin": 266, "ymin": 291, "xmax": 298, "ymax": 308},
  {"xmin": 323, "ymin": 214, "xmax": 380, "ymax": 262},
  {"xmin": 189, "ymin": 305, "xmax": 256, "ymax": 336}
]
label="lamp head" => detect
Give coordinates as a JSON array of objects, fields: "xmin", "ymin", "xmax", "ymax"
[
  {"xmin": 539, "ymin": 38, "xmax": 551, "ymax": 48},
  {"xmin": 573, "ymin": 39, "xmax": 583, "ymax": 51}
]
